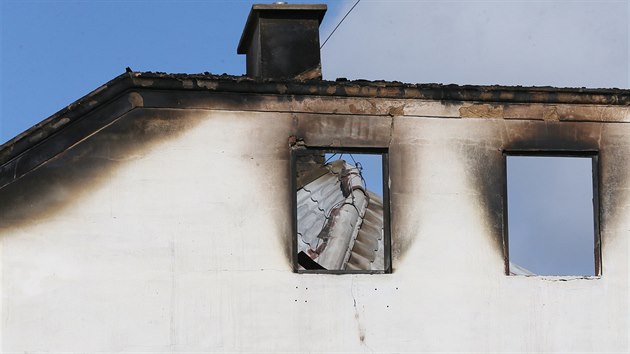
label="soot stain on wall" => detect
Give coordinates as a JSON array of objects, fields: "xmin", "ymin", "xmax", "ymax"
[
  {"xmin": 291, "ymin": 113, "xmax": 392, "ymax": 148},
  {"xmin": 463, "ymin": 143, "xmax": 505, "ymax": 257},
  {"xmin": 597, "ymin": 123, "xmax": 630, "ymax": 248},
  {"xmin": 465, "ymin": 120, "xmax": 606, "ymax": 272},
  {"xmin": 387, "ymin": 142, "xmax": 418, "ymax": 264},
  {"xmin": 0, "ymin": 108, "xmax": 206, "ymax": 233}
]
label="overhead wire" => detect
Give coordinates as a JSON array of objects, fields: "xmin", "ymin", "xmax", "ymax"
[{"xmin": 320, "ymin": 0, "xmax": 361, "ymax": 49}]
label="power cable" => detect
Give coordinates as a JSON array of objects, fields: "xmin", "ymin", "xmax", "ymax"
[{"xmin": 320, "ymin": 0, "xmax": 361, "ymax": 49}]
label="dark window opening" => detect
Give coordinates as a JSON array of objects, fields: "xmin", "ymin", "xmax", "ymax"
[
  {"xmin": 505, "ymin": 153, "xmax": 600, "ymax": 276},
  {"xmin": 292, "ymin": 149, "xmax": 391, "ymax": 274}
]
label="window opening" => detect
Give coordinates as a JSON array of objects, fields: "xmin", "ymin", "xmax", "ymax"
[
  {"xmin": 293, "ymin": 149, "xmax": 390, "ymax": 273},
  {"xmin": 505, "ymin": 154, "xmax": 599, "ymax": 276}
]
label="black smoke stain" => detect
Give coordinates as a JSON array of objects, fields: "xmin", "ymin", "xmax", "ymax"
[{"xmin": 0, "ymin": 109, "xmax": 207, "ymax": 233}]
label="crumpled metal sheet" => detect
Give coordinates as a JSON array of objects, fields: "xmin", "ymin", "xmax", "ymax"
[
  {"xmin": 297, "ymin": 172, "xmax": 345, "ymax": 249},
  {"xmin": 296, "ymin": 160, "xmax": 384, "ymax": 270},
  {"xmin": 347, "ymin": 190, "xmax": 384, "ymax": 271}
]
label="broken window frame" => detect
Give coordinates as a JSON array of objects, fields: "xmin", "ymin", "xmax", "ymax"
[
  {"xmin": 502, "ymin": 151, "xmax": 601, "ymax": 277},
  {"xmin": 290, "ymin": 147, "xmax": 392, "ymax": 274}
]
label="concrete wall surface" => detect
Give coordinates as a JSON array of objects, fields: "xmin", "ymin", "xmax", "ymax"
[{"xmin": 0, "ymin": 92, "xmax": 628, "ymax": 352}]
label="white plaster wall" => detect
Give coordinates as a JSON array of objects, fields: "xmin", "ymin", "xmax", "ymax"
[
  {"xmin": 391, "ymin": 117, "xmax": 629, "ymax": 352},
  {"xmin": 1, "ymin": 109, "xmax": 628, "ymax": 352}
]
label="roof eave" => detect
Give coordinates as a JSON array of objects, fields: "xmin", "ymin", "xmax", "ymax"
[{"xmin": 0, "ymin": 72, "xmax": 135, "ymax": 163}]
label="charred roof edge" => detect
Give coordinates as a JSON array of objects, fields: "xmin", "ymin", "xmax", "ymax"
[
  {"xmin": 0, "ymin": 73, "xmax": 134, "ymax": 167},
  {"xmin": 1, "ymin": 71, "xmax": 629, "ymax": 167},
  {"xmin": 130, "ymin": 72, "xmax": 630, "ymax": 105}
]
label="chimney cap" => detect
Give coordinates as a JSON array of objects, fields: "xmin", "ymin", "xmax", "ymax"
[{"xmin": 237, "ymin": 3, "xmax": 327, "ymax": 54}]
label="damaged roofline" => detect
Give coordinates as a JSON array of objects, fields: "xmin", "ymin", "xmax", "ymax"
[
  {"xmin": 2, "ymin": 70, "xmax": 630, "ymax": 169},
  {"xmin": 128, "ymin": 72, "xmax": 630, "ymax": 105}
]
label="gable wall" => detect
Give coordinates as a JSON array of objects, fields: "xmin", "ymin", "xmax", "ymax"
[{"xmin": 0, "ymin": 91, "xmax": 628, "ymax": 352}]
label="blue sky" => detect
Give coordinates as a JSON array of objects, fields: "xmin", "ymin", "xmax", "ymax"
[
  {"xmin": 325, "ymin": 152, "xmax": 383, "ymax": 197},
  {"xmin": 1, "ymin": 0, "xmax": 628, "ymax": 275},
  {"xmin": 507, "ymin": 156, "xmax": 595, "ymax": 276},
  {"xmin": 0, "ymin": 0, "xmax": 348, "ymax": 142},
  {"xmin": 2, "ymin": 1, "xmax": 628, "ymax": 143}
]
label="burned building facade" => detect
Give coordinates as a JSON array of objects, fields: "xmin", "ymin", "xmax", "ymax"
[{"xmin": 0, "ymin": 3, "xmax": 628, "ymax": 353}]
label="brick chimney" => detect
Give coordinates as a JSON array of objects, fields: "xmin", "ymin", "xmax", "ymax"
[{"xmin": 237, "ymin": 3, "xmax": 327, "ymax": 80}]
